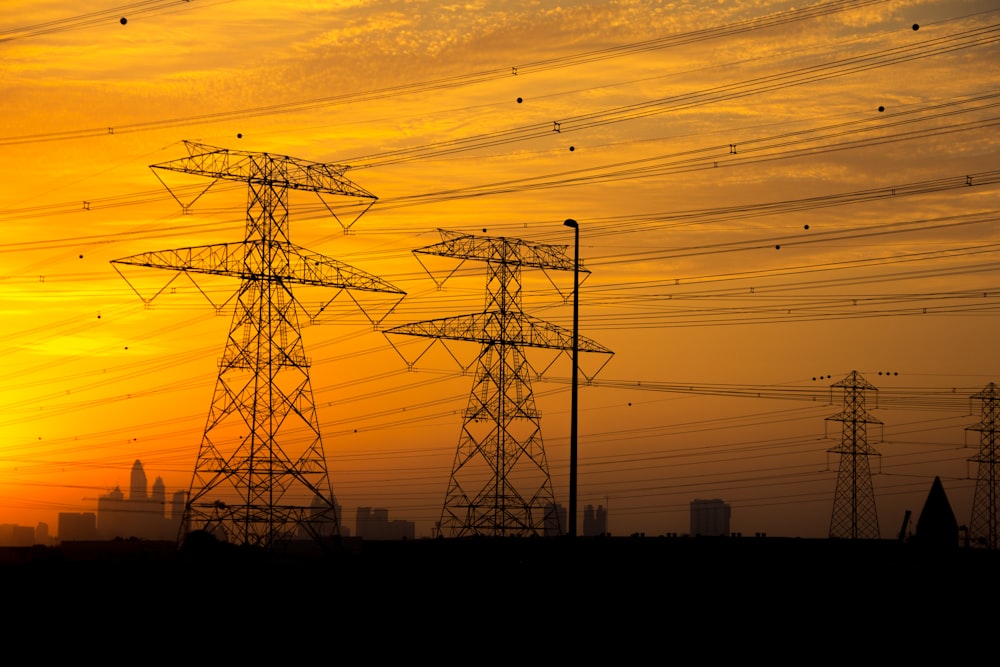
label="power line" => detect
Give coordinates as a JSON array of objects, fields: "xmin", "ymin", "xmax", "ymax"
[
  {"xmin": 0, "ymin": 0, "xmax": 899, "ymax": 145},
  {"xmin": 0, "ymin": 0, "xmax": 204, "ymax": 42}
]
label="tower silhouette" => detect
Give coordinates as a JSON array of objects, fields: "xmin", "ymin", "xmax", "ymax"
[
  {"xmin": 129, "ymin": 459, "xmax": 148, "ymax": 501},
  {"xmin": 967, "ymin": 382, "xmax": 999, "ymax": 549},
  {"xmin": 384, "ymin": 229, "xmax": 612, "ymax": 537},
  {"xmin": 112, "ymin": 141, "xmax": 404, "ymax": 549},
  {"xmin": 826, "ymin": 370, "xmax": 882, "ymax": 539}
]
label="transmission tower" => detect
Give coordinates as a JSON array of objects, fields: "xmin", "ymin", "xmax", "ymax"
[
  {"xmin": 826, "ymin": 370, "xmax": 883, "ymax": 539},
  {"xmin": 968, "ymin": 382, "xmax": 999, "ymax": 549},
  {"xmin": 111, "ymin": 141, "xmax": 404, "ymax": 550},
  {"xmin": 384, "ymin": 229, "xmax": 612, "ymax": 537}
]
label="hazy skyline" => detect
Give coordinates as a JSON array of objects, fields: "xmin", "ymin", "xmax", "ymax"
[{"xmin": 1, "ymin": 0, "xmax": 998, "ymax": 540}]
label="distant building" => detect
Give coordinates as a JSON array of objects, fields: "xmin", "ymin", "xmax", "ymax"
[
  {"xmin": 58, "ymin": 512, "xmax": 98, "ymax": 541},
  {"xmin": 355, "ymin": 507, "xmax": 414, "ymax": 540},
  {"xmin": 96, "ymin": 460, "xmax": 182, "ymax": 540},
  {"xmin": 130, "ymin": 459, "xmax": 148, "ymax": 501},
  {"xmin": 297, "ymin": 496, "xmax": 346, "ymax": 539},
  {"xmin": 0, "ymin": 524, "xmax": 35, "ymax": 546},
  {"xmin": 151, "ymin": 475, "xmax": 165, "ymax": 506},
  {"xmin": 543, "ymin": 503, "xmax": 566, "ymax": 537},
  {"xmin": 690, "ymin": 498, "xmax": 731, "ymax": 536},
  {"xmin": 98, "ymin": 485, "xmax": 142, "ymax": 538},
  {"xmin": 171, "ymin": 489, "xmax": 186, "ymax": 535},
  {"xmin": 583, "ymin": 504, "xmax": 608, "ymax": 536}
]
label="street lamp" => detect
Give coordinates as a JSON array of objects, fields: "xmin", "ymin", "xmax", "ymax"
[{"xmin": 564, "ymin": 218, "xmax": 579, "ymax": 538}]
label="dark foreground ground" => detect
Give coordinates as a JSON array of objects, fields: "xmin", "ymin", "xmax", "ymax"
[{"xmin": 3, "ymin": 534, "xmax": 996, "ymax": 647}]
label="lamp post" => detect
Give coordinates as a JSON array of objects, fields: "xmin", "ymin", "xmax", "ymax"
[{"xmin": 564, "ymin": 218, "xmax": 579, "ymax": 538}]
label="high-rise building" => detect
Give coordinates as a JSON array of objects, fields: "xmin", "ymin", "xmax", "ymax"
[
  {"xmin": 170, "ymin": 490, "xmax": 187, "ymax": 538},
  {"xmin": 96, "ymin": 461, "xmax": 178, "ymax": 540},
  {"xmin": 58, "ymin": 512, "xmax": 98, "ymax": 541},
  {"xmin": 543, "ymin": 503, "xmax": 566, "ymax": 537},
  {"xmin": 151, "ymin": 476, "xmax": 166, "ymax": 506},
  {"xmin": 130, "ymin": 459, "xmax": 148, "ymax": 501},
  {"xmin": 97, "ymin": 485, "xmax": 128, "ymax": 537},
  {"xmin": 355, "ymin": 507, "xmax": 414, "ymax": 540},
  {"xmin": 690, "ymin": 499, "xmax": 731, "ymax": 537},
  {"xmin": 296, "ymin": 496, "xmax": 344, "ymax": 539},
  {"xmin": 0, "ymin": 524, "xmax": 35, "ymax": 546},
  {"xmin": 171, "ymin": 490, "xmax": 186, "ymax": 521},
  {"xmin": 583, "ymin": 504, "xmax": 608, "ymax": 537}
]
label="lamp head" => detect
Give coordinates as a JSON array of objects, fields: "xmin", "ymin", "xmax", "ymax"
[{"xmin": 564, "ymin": 218, "xmax": 578, "ymax": 228}]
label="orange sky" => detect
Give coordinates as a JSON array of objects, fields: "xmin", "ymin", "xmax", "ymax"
[{"xmin": 1, "ymin": 0, "xmax": 998, "ymax": 540}]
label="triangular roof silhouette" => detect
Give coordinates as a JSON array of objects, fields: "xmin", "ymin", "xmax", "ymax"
[{"xmin": 914, "ymin": 476, "xmax": 958, "ymax": 547}]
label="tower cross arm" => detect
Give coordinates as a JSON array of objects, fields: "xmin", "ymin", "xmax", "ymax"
[
  {"xmin": 415, "ymin": 229, "xmax": 590, "ymax": 272},
  {"xmin": 112, "ymin": 241, "xmax": 405, "ymax": 294},
  {"xmin": 832, "ymin": 370, "xmax": 879, "ymax": 392},
  {"xmin": 111, "ymin": 243, "xmax": 242, "ymax": 276},
  {"xmin": 966, "ymin": 381, "xmax": 999, "ymax": 432},
  {"xmin": 151, "ymin": 141, "xmax": 377, "ymax": 199},
  {"xmin": 971, "ymin": 382, "xmax": 999, "ymax": 403},
  {"xmin": 288, "ymin": 244, "xmax": 405, "ymax": 293},
  {"xmin": 384, "ymin": 312, "xmax": 612, "ymax": 352},
  {"xmin": 521, "ymin": 314, "xmax": 611, "ymax": 352},
  {"xmin": 825, "ymin": 409, "xmax": 884, "ymax": 426}
]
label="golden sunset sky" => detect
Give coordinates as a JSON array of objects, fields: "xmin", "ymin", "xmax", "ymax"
[{"xmin": 1, "ymin": 0, "xmax": 998, "ymax": 540}]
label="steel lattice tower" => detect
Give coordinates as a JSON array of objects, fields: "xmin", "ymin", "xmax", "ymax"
[
  {"xmin": 384, "ymin": 229, "xmax": 612, "ymax": 537},
  {"xmin": 826, "ymin": 370, "xmax": 883, "ymax": 539},
  {"xmin": 111, "ymin": 141, "xmax": 404, "ymax": 550},
  {"xmin": 967, "ymin": 382, "xmax": 999, "ymax": 549}
]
